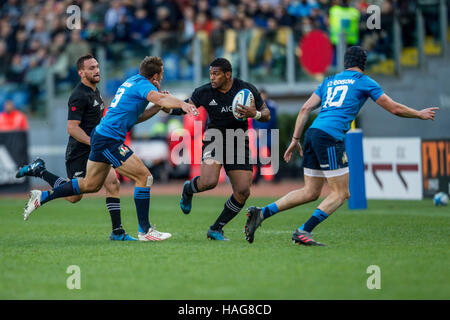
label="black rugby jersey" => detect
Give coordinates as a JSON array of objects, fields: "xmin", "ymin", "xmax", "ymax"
[
  {"xmin": 190, "ymin": 78, "xmax": 264, "ymax": 131},
  {"xmin": 65, "ymin": 82, "xmax": 104, "ymax": 161}
]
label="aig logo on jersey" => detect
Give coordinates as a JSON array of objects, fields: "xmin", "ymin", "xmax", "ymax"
[
  {"xmin": 119, "ymin": 145, "xmax": 130, "ymax": 157},
  {"xmin": 222, "ymin": 106, "xmax": 233, "ymax": 113}
]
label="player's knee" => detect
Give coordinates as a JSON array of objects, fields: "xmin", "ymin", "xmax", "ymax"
[
  {"xmin": 336, "ymin": 190, "xmax": 350, "ymax": 202},
  {"xmin": 113, "ymin": 177, "xmax": 120, "ymax": 189},
  {"xmin": 343, "ymin": 190, "xmax": 350, "ymax": 200},
  {"xmin": 304, "ymin": 187, "xmax": 321, "ymax": 202},
  {"xmin": 307, "ymin": 189, "xmax": 321, "ymax": 201},
  {"xmin": 106, "ymin": 177, "xmax": 120, "ymax": 192}
]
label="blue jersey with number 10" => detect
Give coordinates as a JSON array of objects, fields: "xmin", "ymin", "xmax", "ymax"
[
  {"xmin": 310, "ymin": 70, "xmax": 384, "ymax": 141},
  {"xmin": 96, "ymin": 74, "xmax": 157, "ymax": 142}
]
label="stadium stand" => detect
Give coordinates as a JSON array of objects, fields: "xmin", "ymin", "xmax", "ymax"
[{"xmin": 2, "ymin": 0, "xmax": 445, "ymax": 114}]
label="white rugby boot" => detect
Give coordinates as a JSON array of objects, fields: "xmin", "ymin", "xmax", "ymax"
[
  {"xmin": 138, "ymin": 226, "xmax": 172, "ymax": 241},
  {"xmin": 24, "ymin": 190, "xmax": 42, "ymax": 221}
]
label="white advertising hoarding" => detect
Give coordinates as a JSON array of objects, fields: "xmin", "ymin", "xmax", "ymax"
[{"xmin": 363, "ymin": 138, "xmax": 422, "ymax": 200}]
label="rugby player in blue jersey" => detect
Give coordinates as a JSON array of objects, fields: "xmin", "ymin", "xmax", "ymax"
[
  {"xmin": 22, "ymin": 56, "xmax": 199, "ymax": 241},
  {"xmin": 244, "ymin": 46, "xmax": 438, "ymax": 246}
]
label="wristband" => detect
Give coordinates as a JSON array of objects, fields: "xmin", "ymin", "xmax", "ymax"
[
  {"xmin": 292, "ymin": 136, "xmax": 300, "ymax": 141},
  {"xmin": 253, "ymin": 111, "xmax": 262, "ymax": 120}
]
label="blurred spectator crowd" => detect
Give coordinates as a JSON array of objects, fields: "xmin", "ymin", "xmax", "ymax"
[{"xmin": 0, "ymin": 0, "xmax": 440, "ymax": 114}]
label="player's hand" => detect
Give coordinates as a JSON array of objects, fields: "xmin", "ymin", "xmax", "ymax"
[
  {"xmin": 418, "ymin": 107, "xmax": 439, "ymax": 120},
  {"xmin": 182, "ymin": 102, "xmax": 199, "ymax": 116},
  {"xmin": 284, "ymin": 139, "xmax": 303, "ymax": 163},
  {"xmin": 236, "ymin": 96, "xmax": 256, "ymax": 118},
  {"xmin": 152, "ymin": 80, "xmax": 161, "ymax": 92}
]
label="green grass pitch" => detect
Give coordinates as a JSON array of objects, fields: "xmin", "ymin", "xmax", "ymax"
[{"xmin": 1, "ymin": 195, "xmax": 449, "ymax": 299}]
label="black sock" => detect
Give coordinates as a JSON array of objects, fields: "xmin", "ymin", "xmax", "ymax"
[
  {"xmin": 211, "ymin": 195, "xmax": 244, "ymax": 230},
  {"xmin": 186, "ymin": 176, "xmax": 200, "ymax": 196},
  {"xmin": 41, "ymin": 170, "xmax": 67, "ymax": 188},
  {"xmin": 106, "ymin": 197, "xmax": 123, "ymax": 234}
]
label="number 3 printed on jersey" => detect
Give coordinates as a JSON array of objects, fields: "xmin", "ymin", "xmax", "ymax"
[
  {"xmin": 110, "ymin": 88, "xmax": 125, "ymax": 108},
  {"xmin": 323, "ymin": 85, "xmax": 348, "ymax": 108}
]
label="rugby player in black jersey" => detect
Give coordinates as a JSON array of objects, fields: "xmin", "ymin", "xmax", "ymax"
[
  {"xmin": 16, "ymin": 54, "xmax": 136, "ymax": 241},
  {"xmin": 169, "ymin": 58, "xmax": 271, "ymax": 240}
]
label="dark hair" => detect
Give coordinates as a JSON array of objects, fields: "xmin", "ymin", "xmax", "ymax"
[
  {"xmin": 139, "ymin": 56, "xmax": 163, "ymax": 79},
  {"xmin": 344, "ymin": 46, "xmax": 367, "ymax": 71},
  {"xmin": 210, "ymin": 57, "xmax": 232, "ymax": 73},
  {"xmin": 76, "ymin": 54, "xmax": 95, "ymax": 71}
]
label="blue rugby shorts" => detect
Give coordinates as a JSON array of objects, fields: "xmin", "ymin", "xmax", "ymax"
[{"xmin": 302, "ymin": 128, "xmax": 349, "ymax": 178}]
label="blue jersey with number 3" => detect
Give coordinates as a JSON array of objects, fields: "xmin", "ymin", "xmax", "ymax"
[
  {"xmin": 96, "ymin": 74, "xmax": 157, "ymax": 141},
  {"xmin": 310, "ymin": 70, "xmax": 384, "ymax": 141}
]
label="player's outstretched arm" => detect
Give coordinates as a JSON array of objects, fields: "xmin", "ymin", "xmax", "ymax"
[
  {"xmin": 136, "ymin": 104, "xmax": 163, "ymax": 124},
  {"xmin": 160, "ymin": 98, "xmax": 194, "ymax": 116},
  {"xmin": 376, "ymin": 94, "xmax": 438, "ymax": 120},
  {"xmin": 149, "ymin": 90, "xmax": 178, "ymax": 116},
  {"xmin": 67, "ymin": 120, "xmax": 91, "ymax": 145},
  {"xmin": 284, "ymin": 93, "xmax": 321, "ymax": 163},
  {"xmin": 147, "ymin": 91, "xmax": 198, "ymax": 116}
]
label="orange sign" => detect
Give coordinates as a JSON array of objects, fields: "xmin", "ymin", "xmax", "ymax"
[{"xmin": 422, "ymin": 140, "xmax": 450, "ymax": 197}]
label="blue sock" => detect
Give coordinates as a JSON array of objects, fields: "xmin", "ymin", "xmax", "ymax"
[
  {"xmin": 40, "ymin": 179, "xmax": 81, "ymax": 205},
  {"xmin": 134, "ymin": 187, "xmax": 151, "ymax": 233},
  {"xmin": 262, "ymin": 202, "xmax": 279, "ymax": 220},
  {"xmin": 299, "ymin": 208, "xmax": 329, "ymax": 233}
]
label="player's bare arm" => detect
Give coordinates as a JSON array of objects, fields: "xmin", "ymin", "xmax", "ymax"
[
  {"xmin": 147, "ymin": 91, "xmax": 198, "ymax": 116},
  {"xmin": 284, "ymin": 93, "xmax": 322, "ymax": 163},
  {"xmin": 376, "ymin": 93, "xmax": 438, "ymax": 120},
  {"xmin": 235, "ymin": 101, "xmax": 271, "ymax": 122},
  {"xmin": 67, "ymin": 120, "xmax": 91, "ymax": 145},
  {"xmin": 136, "ymin": 104, "xmax": 163, "ymax": 124},
  {"xmin": 151, "ymin": 90, "xmax": 172, "ymax": 114}
]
